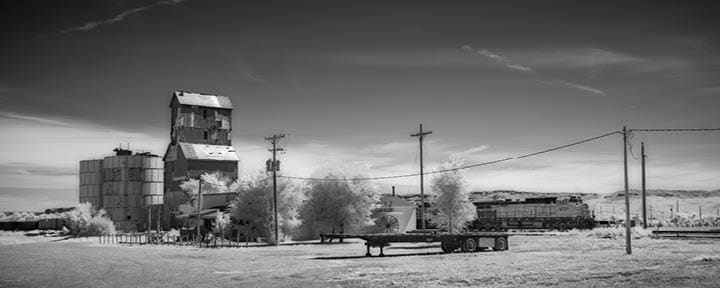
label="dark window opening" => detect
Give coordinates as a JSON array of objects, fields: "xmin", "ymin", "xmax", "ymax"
[
  {"xmin": 203, "ymin": 109, "xmax": 207, "ymax": 119},
  {"xmin": 203, "ymin": 131, "xmax": 208, "ymax": 139},
  {"xmin": 126, "ymin": 215, "xmax": 131, "ymax": 220}
]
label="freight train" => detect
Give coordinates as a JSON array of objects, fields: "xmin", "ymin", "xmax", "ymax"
[{"xmin": 470, "ymin": 196, "xmax": 595, "ymax": 231}]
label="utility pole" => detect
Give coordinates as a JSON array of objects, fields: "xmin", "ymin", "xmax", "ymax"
[
  {"xmin": 622, "ymin": 126, "xmax": 632, "ymax": 254},
  {"xmin": 411, "ymin": 124, "xmax": 432, "ymax": 230},
  {"xmin": 197, "ymin": 178, "xmax": 203, "ymax": 247},
  {"xmin": 641, "ymin": 142, "xmax": 647, "ymax": 229},
  {"xmin": 699, "ymin": 206, "xmax": 702, "ymax": 219},
  {"xmin": 265, "ymin": 134, "xmax": 285, "ymax": 246}
]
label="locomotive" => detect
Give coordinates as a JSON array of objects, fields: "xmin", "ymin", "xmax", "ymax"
[{"xmin": 470, "ymin": 196, "xmax": 595, "ymax": 231}]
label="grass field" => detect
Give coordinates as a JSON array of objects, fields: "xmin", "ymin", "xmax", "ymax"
[{"xmin": 1, "ymin": 231, "xmax": 719, "ymax": 287}]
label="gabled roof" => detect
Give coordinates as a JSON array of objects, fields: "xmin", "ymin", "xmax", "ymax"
[
  {"xmin": 178, "ymin": 142, "xmax": 240, "ymax": 162},
  {"xmin": 172, "ymin": 91, "xmax": 233, "ymax": 109}
]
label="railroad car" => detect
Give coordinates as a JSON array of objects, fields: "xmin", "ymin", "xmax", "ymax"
[{"xmin": 471, "ymin": 196, "xmax": 595, "ymax": 231}]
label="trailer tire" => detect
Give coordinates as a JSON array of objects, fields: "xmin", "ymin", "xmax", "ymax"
[
  {"xmin": 461, "ymin": 238, "xmax": 477, "ymax": 252},
  {"xmin": 441, "ymin": 242, "xmax": 454, "ymax": 253},
  {"xmin": 494, "ymin": 237, "xmax": 508, "ymax": 251}
]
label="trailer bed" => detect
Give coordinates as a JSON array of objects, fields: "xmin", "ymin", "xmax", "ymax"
[{"xmin": 320, "ymin": 231, "xmax": 509, "ymax": 257}]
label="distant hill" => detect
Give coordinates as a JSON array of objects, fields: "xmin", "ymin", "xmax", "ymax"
[
  {"xmin": 603, "ymin": 189, "xmax": 720, "ymax": 200},
  {"xmin": 469, "ymin": 190, "xmax": 601, "ymax": 202},
  {"xmin": 465, "ymin": 189, "xmax": 720, "ymax": 203}
]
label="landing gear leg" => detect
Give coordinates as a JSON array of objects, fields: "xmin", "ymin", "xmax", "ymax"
[
  {"xmin": 365, "ymin": 243, "xmax": 371, "ymax": 257},
  {"xmin": 379, "ymin": 245, "xmax": 385, "ymax": 257}
]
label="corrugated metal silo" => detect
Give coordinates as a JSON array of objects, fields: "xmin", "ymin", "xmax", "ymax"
[
  {"xmin": 142, "ymin": 157, "xmax": 164, "ymax": 206},
  {"xmin": 79, "ymin": 159, "xmax": 103, "ymax": 208}
]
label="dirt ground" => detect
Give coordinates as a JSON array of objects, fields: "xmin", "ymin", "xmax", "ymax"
[{"xmin": 1, "ymin": 231, "xmax": 719, "ymax": 288}]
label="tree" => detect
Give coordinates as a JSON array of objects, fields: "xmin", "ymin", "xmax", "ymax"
[
  {"xmin": 177, "ymin": 172, "xmax": 233, "ymax": 235},
  {"xmin": 179, "ymin": 172, "xmax": 232, "ymax": 208},
  {"xmin": 431, "ymin": 155, "xmax": 475, "ymax": 233},
  {"xmin": 228, "ymin": 173, "xmax": 303, "ymax": 244},
  {"xmin": 213, "ymin": 211, "xmax": 232, "ymax": 240},
  {"xmin": 297, "ymin": 164, "xmax": 381, "ymax": 239}
]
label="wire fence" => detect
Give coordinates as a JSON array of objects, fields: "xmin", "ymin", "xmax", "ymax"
[{"xmin": 98, "ymin": 231, "xmax": 265, "ymax": 248}]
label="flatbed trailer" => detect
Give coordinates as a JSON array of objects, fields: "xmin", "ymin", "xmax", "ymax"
[
  {"xmin": 651, "ymin": 227, "xmax": 720, "ymax": 239},
  {"xmin": 320, "ymin": 231, "xmax": 509, "ymax": 257}
]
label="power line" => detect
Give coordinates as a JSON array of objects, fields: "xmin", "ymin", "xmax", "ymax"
[
  {"xmin": 630, "ymin": 128, "xmax": 720, "ymax": 132},
  {"xmin": 279, "ymin": 130, "xmax": 621, "ymax": 181},
  {"xmin": 515, "ymin": 131, "xmax": 620, "ymax": 159}
]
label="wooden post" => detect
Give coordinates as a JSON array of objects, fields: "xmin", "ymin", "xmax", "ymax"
[
  {"xmin": 622, "ymin": 126, "xmax": 632, "ymax": 255},
  {"xmin": 641, "ymin": 142, "xmax": 647, "ymax": 229},
  {"xmin": 197, "ymin": 178, "xmax": 203, "ymax": 248},
  {"xmin": 699, "ymin": 206, "xmax": 702, "ymax": 220},
  {"xmin": 411, "ymin": 124, "xmax": 432, "ymax": 230},
  {"xmin": 265, "ymin": 134, "xmax": 285, "ymax": 246}
]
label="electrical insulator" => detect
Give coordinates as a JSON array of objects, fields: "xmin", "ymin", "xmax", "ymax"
[{"xmin": 274, "ymin": 160, "xmax": 281, "ymax": 171}]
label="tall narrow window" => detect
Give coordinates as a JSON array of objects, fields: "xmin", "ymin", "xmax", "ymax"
[
  {"xmin": 203, "ymin": 109, "xmax": 207, "ymax": 119},
  {"xmin": 204, "ymin": 131, "xmax": 208, "ymax": 140}
]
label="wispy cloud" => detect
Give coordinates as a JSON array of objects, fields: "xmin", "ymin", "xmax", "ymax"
[
  {"xmin": 0, "ymin": 111, "xmax": 80, "ymax": 128},
  {"xmin": 0, "ymin": 84, "xmax": 25, "ymax": 94},
  {"xmin": 245, "ymin": 72, "xmax": 266, "ymax": 83},
  {"xmin": 537, "ymin": 80, "xmax": 606, "ymax": 95},
  {"xmin": 505, "ymin": 64, "xmax": 532, "ymax": 72},
  {"xmin": 59, "ymin": 0, "xmax": 188, "ymax": 34},
  {"xmin": 457, "ymin": 145, "xmax": 490, "ymax": 156},
  {"xmin": 515, "ymin": 48, "xmax": 640, "ymax": 68},
  {"xmin": 302, "ymin": 49, "xmax": 529, "ymax": 69},
  {"xmin": 462, "ymin": 45, "xmax": 607, "ymax": 95},
  {"xmin": 696, "ymin": 86, "xmax": 720, "ymax": 94},
  {"xmin": 462, "ymin": 45, "xmax": 533, "ymax": 72},
  {"xmin": 0, "ymin": 163, "xmax": 76, "ymax": 177}
]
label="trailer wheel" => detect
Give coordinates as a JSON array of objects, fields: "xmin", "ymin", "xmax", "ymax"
[
  {"xmin": 494, "ymin": 237, "xmax": 508, "ymax": 251},
  {"xmin": 461, "ymin": 238, "xmax": 477, "ymax": 252},
  {"xmin": 441, "ymin": 242, "xmax": 454, "ymax": 253}
]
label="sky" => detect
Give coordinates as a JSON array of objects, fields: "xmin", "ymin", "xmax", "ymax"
[{"xmin": 1, "ymin": 0, "xmax": 719, "ymax": 211}]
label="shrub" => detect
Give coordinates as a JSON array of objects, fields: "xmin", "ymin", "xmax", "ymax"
[
  {"xmin": 588, "ymin": 227, "xmax": 651, "ymax": 239},
  {"xmin": 83, "ymin": 215, "xmax": 116, "ymax": 236},
  {"xmin": 65, "ymin": 203, "xmax": 116, "ymax": 236}
]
